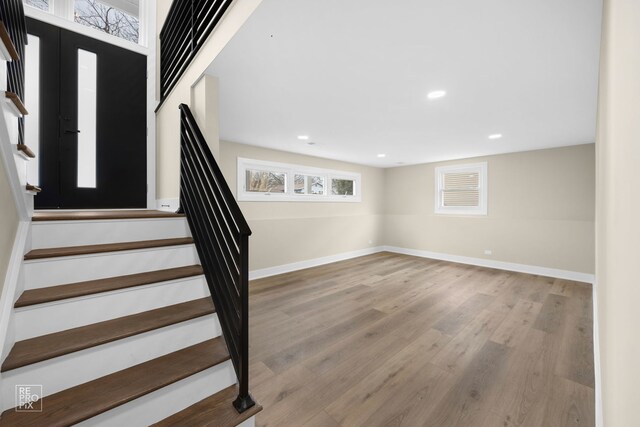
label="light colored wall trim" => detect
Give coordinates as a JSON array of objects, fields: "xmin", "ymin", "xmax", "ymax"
[
  {"xmin": 249, "ymin": 247, "xmax": 384, "ymax": 280},
  {"xmin": 156, "ymin": 198, "xmax": 180, "ymax": 212},
  {"xmin": 383, "ymin": 246, "xmax": 595, "ymax": 283},
  {"xmin": 0, "ymin": 221, "xmax": 29, "ymax": 410},
  {"xmin": 145, "ymin": 0, "xmax": 157, "ymax": 208},
  {"xmin": 593, "ymin": 280, "xmax": 603, "ymax": 427}
]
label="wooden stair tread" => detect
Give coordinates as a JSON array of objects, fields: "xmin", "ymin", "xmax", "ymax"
[
  {"xmin": 0, "ymin": 22, "xmax": 19, "ymax": 60},
  {"xmin": 5, "ymin": 91, "xmax": 28, "ymax": 115},
  {"xmin": 24, "ymin": 237, "xmax": 194, "ymax": 260},
  {"xmin": 17, "ymin": 144, "xmax": 35, "ymax": 158},
  {"xmin": 0, "ymin": 338, "xmax": 229, "ymax": 427},
  {"xmin": 16, "ymin": 265, "xmax": 203, "ymax": 307},
  {"xmin": 151, "ymin": 385, "xmax": 262, "ymax": 427},
  {"xmin": 25, "ymin": 184, "xmax": 41, "ymax": 193},
  {"xmin": 33, "ymin": 210, "xmax": 184, "ymax": 221},
  {"xmin": 2, "ymin": 297, "xmax": 215, "ymax": 372}
]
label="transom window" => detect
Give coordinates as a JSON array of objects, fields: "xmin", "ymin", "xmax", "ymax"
[
  {"xmin": 435, "ymin": 162, "xmax": 487, "ymax": 215},
  {"xmin": 238, "ymin": 158, "xmax": 361, "ymax": 202},
  {"xmin": 23, "ymin": 0, "xmax": 143, "ymax": 45}
]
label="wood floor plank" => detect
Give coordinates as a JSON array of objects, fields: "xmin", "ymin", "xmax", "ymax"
[
  {"xmin": 540, "ymin": 376, "xmax": 595, "ymax": 427},
  {"xmin": 533, "ymin": 293, "xmax": 570, "ymax": 334},
  {"xmin": 360, "ymin": 363, "xmax": 454, "ymax": 427},
  {"xmin": 433, "ymin": 293, "xmax": 495, "ymax": 335},
  {"xmin": 300, "ymin": 411, "xmax": 341, "ymax": 427},
  {"xmin": 262, "ymin": 309, "xmax": 386, "ymax": 373},
  {"xmin": 427, "ymin": 340, "xmax": 511, "ymax": 426},
  {"xmin": 248, "ymin": 253, "xmax": 595, "ymax": 427},
  {"xmin": 431, "ymin": 309, "xmax": 507, "ymax": 375},
  {"xmin": 490, "ymin": 299, "xmax": 543, "ymax": 348},
  {"xmin": 325, "ymin": 328, "xmax": 450, "ymax": 426},
  {"xmin": 555, "ymin": 313, "xmax": 595, "ymax": 388}
]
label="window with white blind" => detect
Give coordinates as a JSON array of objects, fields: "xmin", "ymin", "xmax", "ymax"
[{"xmin": 435, "ymin": 162, "xmax": 487, "ymax": 215}]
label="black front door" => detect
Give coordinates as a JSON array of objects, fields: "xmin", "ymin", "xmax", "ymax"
[{"xmin": 27, "ymin": 17, "xmax": 147, "ymax": 209}]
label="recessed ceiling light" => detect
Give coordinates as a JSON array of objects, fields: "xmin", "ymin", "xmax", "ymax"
[
  {"xmin": 377, "ymin": 154, "xmax": 386, "ymax": 158},
  {"xmin": 427, "ymin": 90, "xmax": 447, "ymax": 100},
  {"xmin": 307, "ymin": 141, "xmax": 316, "ymax": 146},
  {"xmin": 297, "ymin": 135, "xmax": 309, "ymax": 140},
  {"xmin": 488, "ymin": 134, "xmax": 503, "ymax": 140}
]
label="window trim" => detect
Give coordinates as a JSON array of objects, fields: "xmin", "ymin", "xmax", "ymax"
[
  {"xmin": 434, "ymin": 162, "xmax": 488, "ymax": 215},
  {"xmin": 237, "ymin": 158, "xmax": 362, "ymax": 202}
]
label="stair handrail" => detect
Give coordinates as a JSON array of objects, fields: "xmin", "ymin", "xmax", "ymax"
[{"xmin": 177, "ymin": 103, "xmax": 255, "ymax": 413}]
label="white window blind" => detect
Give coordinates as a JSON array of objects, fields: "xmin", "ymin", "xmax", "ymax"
[
  {"xmin": 442, "ymin": 171, "xmax": 480, "ymax": 207},
  {"xmin": 435, "ymin": 163, "xmax": 487, "ymax": 215}
]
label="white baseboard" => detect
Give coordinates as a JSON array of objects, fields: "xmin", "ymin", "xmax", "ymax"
[
  {"xmin": 592, "ymin": 280, "xmax": 603, "ymax": 427},
  {"xmin": 249, "ymin": 247, "xmax": 385, "ymax": 280},
  {"xmin": 248, "ymin": 245, "xmax": 595, "ymax": 283},
  {"xmin": 156, "ymin": 198, "xmax": 180, "ymax": 212},
  {"xmin": 382, "ymin": 246, "xmax": 595, "ymax": 284}
]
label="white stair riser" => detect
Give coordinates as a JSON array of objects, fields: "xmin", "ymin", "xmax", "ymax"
[
  {"xmin": 1, "ymin": 315, "xmax": 221, "ymax": 410},
  {"xmin": 23, "ymin": 245, "xmax": 200, "ymax": 289},
  {"xmin": 76, "ymin": 361, "xmax": 236, "ymax": 427},
  {"xmin": 30, "ymin": 218, "xmax": 191, "ymax": 249},
  {"xmin": 15, "ymin": 277, "xmax": 210, "ymax": 339},
  {"xmin": 238, "ymin": 417, "xmax": 257, "ymax": 427}
]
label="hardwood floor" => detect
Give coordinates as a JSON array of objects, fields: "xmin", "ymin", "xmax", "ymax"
[{"xmin": 248, "ymin": 252, "xmax": 594, "ymax": 427}]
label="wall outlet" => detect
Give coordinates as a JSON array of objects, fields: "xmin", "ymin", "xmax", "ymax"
[
  {"xmin": 368, "ymin": 240, "xmax": 373, "ymax": 245},
  {"xmin": 484, "ymin": 249, "xmax": 492, "ymax": 255}
]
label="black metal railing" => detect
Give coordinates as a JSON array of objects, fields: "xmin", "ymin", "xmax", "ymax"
[
  {"xmin": 0, "ymin": 0, "xmax": 27, "ymax": 144},
  {"xmin": 178, "ymin": 104, "xmax": 255, "ymax": 413},
  {"xmin": 159, "ymin": 0, "xmax": 233, "ymax": 101}
]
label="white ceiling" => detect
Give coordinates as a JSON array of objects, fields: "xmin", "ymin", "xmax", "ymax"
[{"xmin": 206, "ymin": 0, "xmax": 603, "ymax": 167}]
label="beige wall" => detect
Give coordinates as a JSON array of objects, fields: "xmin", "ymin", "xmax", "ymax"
[
  {"xmin": 155, "ymin": 0, "xmax": 263, "ymax": 200},
  {"xmin": 596, "ymin": 0, "xmax": 640, "ymax": 425},
  {"xmin": 384, "ymin": 144, "xmax": 595, "ymax": 274},
  {"xmin": 219, "ymin": 141, "xmax": 385, "ymax": 270},
  {"xmin": 0, "ymin": 161, "xmax": 19, "ymax": 293}
]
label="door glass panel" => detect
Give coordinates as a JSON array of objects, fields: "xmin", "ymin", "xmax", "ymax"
[
  {"xmin": 25, "ymin": 34, "xmax": 40, "ymax": 186},
  {"xmin": 77, "ymin": 49, "xmax": 97, "ymax": 189}
]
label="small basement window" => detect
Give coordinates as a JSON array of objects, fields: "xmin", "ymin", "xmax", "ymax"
[
  {"xmin": 238, "ymin": 158, "xmax": 361, "ymax": 202},
  {"xmin": 435, "ymin": 162, "xmax": 487, "ymax": 215}
]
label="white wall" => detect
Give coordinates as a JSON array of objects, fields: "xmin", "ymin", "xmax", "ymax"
[
  {"xmin": 219, "ymin": 141, "xmax": 385, "ymax": 271},
  {"xmin": 0, "ymin": 161, "xmax": 18, "ymax": 294},
  {"xmin": 155, "ymin": 0, "xmax": 263, "ymax": 201},
  {"xmin": 384, "ymin": 144, "xmax": 595, "ymax": 275},
  {"xmin": 595, "ymin": 0, "xmax": 640, "ymax": 425}
]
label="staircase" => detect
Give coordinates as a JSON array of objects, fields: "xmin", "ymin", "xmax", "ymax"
[{"xmin": 0, "ymin": 210, "xmax": 261, "ymax": 426}]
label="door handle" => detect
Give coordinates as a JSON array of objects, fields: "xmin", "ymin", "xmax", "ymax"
[{"xmin": 65, "ymin": 129, "xmax": 81, "ymax": 134}]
